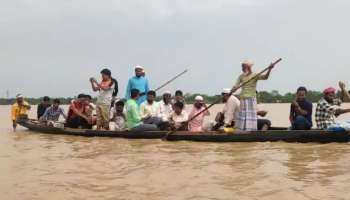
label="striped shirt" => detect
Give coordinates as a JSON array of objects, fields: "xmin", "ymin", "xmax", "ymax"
[
  {"xmin": 42, "ymin": 106, "xmax": 67, "ymax": 121},
  {"xmin": 315, "ymin": 98, "xmax": 338, "ymax": 129}
]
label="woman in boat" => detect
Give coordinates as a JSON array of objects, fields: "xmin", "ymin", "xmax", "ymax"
[{"xmin": 234, "ymin": 60, "xmax": 275, "ymax": 131}]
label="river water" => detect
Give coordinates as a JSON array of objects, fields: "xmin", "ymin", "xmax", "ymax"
[{"xmin": 1, "ymin": 104, "xmax": 350, "ymax": 200}]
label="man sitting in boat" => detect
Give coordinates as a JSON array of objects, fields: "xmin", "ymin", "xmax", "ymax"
[
  {"xmin": 188, "ymin": 95, "xmax": 210, "ymax": 132},
  {"xmin": 172, "ymin": 90, "xmax": 185, "ymax": 105},
  {"xmin": 212, "ymin": 88, "xmax": 240, "ymax": 130},
  {"xmin": 66, "ymin": 94, "xmax": 93, "ymax": 129},
  {"xmin": 39, "ymin": 99, "xmax": 67, "ymax": 128},
  {"xmin": 140, "ymin": 90, "xmax": 161, "ymax": 126},
  {"xmin": 290, "ymin": 87, "xmax": 313, "ymax": 130},
  {"xmin": 126, "ymin": 89, "xmax": 158, "ymax": 131},
  {"xmin": 169, "ymin": 101, "xmax": 189, "ymax": 131},
  {"xmin": 37, "ymin": 96, "xmax": 51, "ymax": 120},
  {"xmin": 315, "ymin": 87, "xmax": 350, "ymax": 129},
  {"xmin": 156, "ymin": 91, "xmax": 173, "ymax": 130},
  {"xmin": 110, "ymin": 100, "xmax": 126, "ymax": 131},
  {"xmin": 11, "ymin": 94, "xmax": 31, "ymax": 131}
]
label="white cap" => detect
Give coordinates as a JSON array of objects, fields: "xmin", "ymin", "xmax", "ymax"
[
  {"xmin": 16, "ymin": 94, "xmax": 24, "ymax": 99},
  {"xmin": 195, "ymin": 95, "xmax": 204, "ymax": 101},
  {"xmin": 135, "ymin": 65, "xmax": 144, "ymax": 71},
  {"xmin": 242, "ymin": 60, "xmax": 254, "ymax": 67},
  {"xmin": 222, "ymin": 88, "xmax": 231, "ymax": 94},
  {"xmin": 163, "ymin": 91, "xmax": 171, "ymax": 95}
]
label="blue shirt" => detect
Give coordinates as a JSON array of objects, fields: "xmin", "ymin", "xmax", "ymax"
[{"xmin": 125, "ymin": 76, "xmax": 149, "ymax": 105}]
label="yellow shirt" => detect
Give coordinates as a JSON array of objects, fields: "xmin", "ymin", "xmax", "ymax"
[
  {"xmin": 235, "ymin": 73, "xmax": 266, "ymax": 99},
  {"xmin": 11, "ymin": 101, "xmax": 31, "ymax": 121}
]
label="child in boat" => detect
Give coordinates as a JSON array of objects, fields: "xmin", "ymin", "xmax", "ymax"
[
  {"xmin": 90, "ymin": 68, "xmax": 115, "ymax": 130},
  {"xmin": 169, "ymin": 101, "xmax": 189, "ymax": 131},
  {"xmin": 110, "ymin": 100, "xmax": 126, "ymax": 131},
  {"xmin": 188, "ymin": 96, "xmax": 210, "ymax": 132}
]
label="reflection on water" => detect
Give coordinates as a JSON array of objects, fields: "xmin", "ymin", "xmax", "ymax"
[{"xmin": 1, "ymin": 105, "xmax": 350, "ymax": 199}]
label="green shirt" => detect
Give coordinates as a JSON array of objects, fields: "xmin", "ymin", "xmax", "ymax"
[
  {"xmin": 126, "ymin": 99, "xmax": 142, "ymax": 129},
  {"xmin": 235, "ymin": 73, "xmax": 266, "ymax": 99}
]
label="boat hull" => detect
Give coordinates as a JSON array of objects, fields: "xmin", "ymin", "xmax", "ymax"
[{"xmin": 17, "ymin": 119, "xmax": 350, "ymax": 143}]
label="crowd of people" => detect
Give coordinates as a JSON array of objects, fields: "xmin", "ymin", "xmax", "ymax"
[{"xmin": 11, "ymin": 62, "xmax": 350, "ymax": 132}]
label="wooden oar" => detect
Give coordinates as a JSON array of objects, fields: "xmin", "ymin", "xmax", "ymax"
[
  {"xmin": 154, "ymin": 69, "xmax": 189, "ymax": 92},
  {"xmin": 187, "ymin": 58, "xmax": 282, "ymax": 123},
  {"xmin": 139, "ymin": 69, "xmax": 188, "ymax": 97}
]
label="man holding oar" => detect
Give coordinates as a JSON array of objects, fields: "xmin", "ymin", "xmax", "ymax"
[{"xmin": 234, "ymin": 60, "xmax": 276, "ymax": 131}]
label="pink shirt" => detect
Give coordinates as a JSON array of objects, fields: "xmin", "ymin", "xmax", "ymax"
[{"xmin": 188, "ymin": 106, "xmax": 210, "ymax": 132}]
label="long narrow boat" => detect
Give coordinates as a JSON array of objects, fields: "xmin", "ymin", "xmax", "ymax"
[{"xmin": 17, "ymin": 119, "xmax": 350, "ymax": 143}]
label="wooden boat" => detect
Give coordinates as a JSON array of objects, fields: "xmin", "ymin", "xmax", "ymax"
[
  {"xmin": 17, "ymin": 119, "xmax": 350, "ymax": 143},
  {"xmin": 17, "ymin": 119, "xmax": 166, "ymax": 139}
]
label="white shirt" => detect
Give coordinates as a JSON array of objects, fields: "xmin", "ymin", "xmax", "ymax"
[
  {"xmin": 140, "ymin": 101, "xmax": 159, "ymax": 119},
  {"xmin": 169, "ymin": 110, "xmax": 189, "ymax": 129},
  {"xmin": 109, "ymin": 109, "xmax": 126, "ymax": 131},
  {"xmin": 156, "ymin": 100, "xmax": 173, "ymax": 122},
  {"xmin": 97, "ymin": 82, "xmax": 115, "ymax": 105},
  {"xmin": 223, "ymin": 95, "xmax": 240, "ymax": 125}
]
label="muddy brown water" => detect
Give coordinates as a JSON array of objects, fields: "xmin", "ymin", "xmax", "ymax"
[{"xmin": 1, "ymin": 104, "xmax": 350, "ymax": 200}]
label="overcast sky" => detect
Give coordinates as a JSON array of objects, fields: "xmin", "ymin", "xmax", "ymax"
[{"xmin": 1, "ymin": 0, "xmax": 349, "ymax": 98}]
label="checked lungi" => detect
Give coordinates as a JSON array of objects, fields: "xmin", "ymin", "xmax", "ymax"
[{"xmin": 237, "ymin": 97, "xmax": 258, "ymax": 131}]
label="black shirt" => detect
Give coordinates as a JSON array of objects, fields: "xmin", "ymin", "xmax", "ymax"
[
  {"xmin": 290, "ymin": 100, "xmax": 313, "ymax": 126},
  {"xmin": 37, "ymin": 103, "xmax": 51, "ymax": 119}
]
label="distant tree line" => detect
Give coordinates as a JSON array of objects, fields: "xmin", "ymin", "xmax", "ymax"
[{"xmin": 0, "ymin": 90, "xmax": 333, "ymax": 105}]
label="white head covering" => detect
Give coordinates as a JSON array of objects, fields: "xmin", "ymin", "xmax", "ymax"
[
  {"xmin": 16, "ymin": 94, "xmax": 24, "ymax": 99},
  {"xmin": 195, "ymin": 95, "xmax": 204, "ymax": 101},
  {"xmin": 135, "ymin": 65, "xmax": 144, "ymax": 71},
  {"xmin": 242, "ymin": 60, "xmax": 254, "ymax": 67},
  {"xmin": 222, "ymin": 88, "xmax": 231, "ymax": 94},
  {"xmin": 163, "ymin": 91, "xmax": 171, "ymax": 95}
]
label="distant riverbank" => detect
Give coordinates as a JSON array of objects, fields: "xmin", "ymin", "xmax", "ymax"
[{"xmin": 0, "ymin": 90, "xmax": 329, "ymax": 105}]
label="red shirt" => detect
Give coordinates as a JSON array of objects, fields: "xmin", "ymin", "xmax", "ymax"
[{"xmin": 67, "ymin": 100, "xmax": 86, "ymax": 119}]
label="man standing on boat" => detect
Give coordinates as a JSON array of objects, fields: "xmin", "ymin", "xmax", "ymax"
[
  {"xmin": 90, "ymin": 68, "xmax": 115, "ymax": 130},
  {"xmin": 11, "ymin": 94, "xmax": 31, "ymax": 131},
  {"xmin": 234, "ymin": 60, "xmax": 275, "ymax": 131},
  {"xmin": 125, "ymin": 66, "xmax": 150, "ymax": 105}
]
